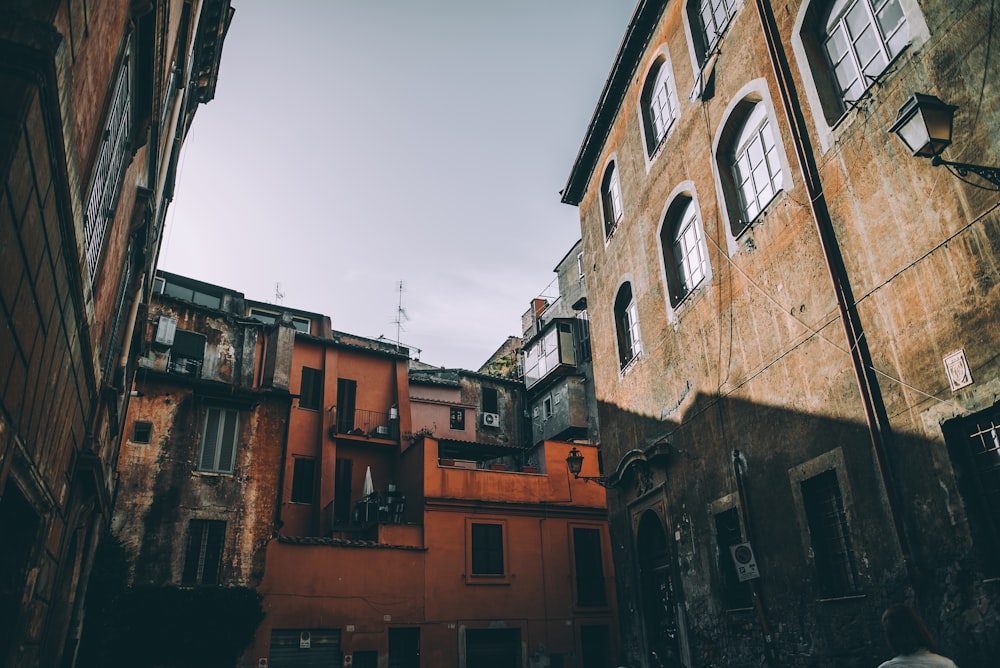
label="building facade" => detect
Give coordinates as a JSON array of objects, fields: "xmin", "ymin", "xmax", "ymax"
[
  {"xmin": 0, "ymin": 3, "xmax": 231, "ymax": 665},
  {"xmin": 562, "ymin": 0, "xmax": 999, "ymax": 666},
  {"xmin": 111, "ymin": 271, "xmax": 621, "ymax": 667}
]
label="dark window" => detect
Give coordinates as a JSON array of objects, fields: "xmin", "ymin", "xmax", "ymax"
[
  {"xmin": 300, "ymin": 367, "xmax": 323, "ymax": 410},
  {"xmin": 291, "ymin": 458, "xmax": 316, "ymax": 504},
  {"xmin": 614, "ymin": 283, "xmax": 642, "ymax": 368},
  {"xmin": 388, "ymin": 628, "xmax": 420, "ymax": 668},
  {"xmin": 573, "ymin": 528, "xmax": 607, "ymax": 606},
  {"xmin": 336, "ymin": 379, "xmax": 357, "ymax": 432},
  {"xmin": 198, "ymin": 407, "xmax": 239, "ymax": 473},
  {"xmin": 465, "ymin": 628, "xmax": 520, "ymax": 667},
  {"xmin": 714, "ymin": 508, "xmax": 753, "ymax": 608},
  {"xmin": 580, "ymin": 625, "xmax": 611, "ymax": 668},
  {"xmin": 334, "ymin": 459, "xmax": 353, "ymax": 525},
  {"xmin": 450, "ymin": 407, "xmax": 465, "ymax": 431},
  {"xmin": 182, "ymin": 519, "xmax": 225, "ymax": 585},
  {"xmin": 169, "ymin": 329, "xmax": 205, "ymax": 376},
  {"xmin": 801, "ymin": 470, "xmax": 859, "ymax": 597},
  {"xmin": 132, "ymin": 421, "xmax": 152, "ymax": 443},
  {"xmin": 471, "ymin": 523, "xmax": 504, "ymax": 576},
  {"xmin": 482, "ymin": 387, "xmax": 499, "ymax": 414},
  {"xmin": 943, "ymin": 405, "xmax": 1000, "ymax": 577}
]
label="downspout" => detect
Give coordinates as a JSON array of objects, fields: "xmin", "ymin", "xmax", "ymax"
[
  {"xmin": 750, "ymin": 1, "xmax": 914, "ymax": 578},
  {"xmin": 733, "ymin": 450, "xmax": 777, "ymax": 666}
]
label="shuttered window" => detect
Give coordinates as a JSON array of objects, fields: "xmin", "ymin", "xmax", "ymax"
[
  {"xmin": 198, "ymin": 407, "xmax": 239, "ymax": 473},
  {"xmin": 181, "ymin": 519, "xmax": 225, "ymax": 585}
]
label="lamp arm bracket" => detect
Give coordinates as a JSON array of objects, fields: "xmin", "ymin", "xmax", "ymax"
[{"xmin": 932, "ymin": 156, "xmax": 1000, "ymax": 190}]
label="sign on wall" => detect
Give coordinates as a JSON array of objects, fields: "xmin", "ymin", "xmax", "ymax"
[{"xmin": 730, "ymin": 542, "xmax": 760, "ymax": 582}]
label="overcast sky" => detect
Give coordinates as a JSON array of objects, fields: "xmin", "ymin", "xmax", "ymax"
[{"xmin": 161, "ymin": 0, "xmax": 637, "ymax": 370}]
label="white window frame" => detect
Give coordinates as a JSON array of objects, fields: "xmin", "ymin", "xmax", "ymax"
[
  {"xmin": 641, "ymin": 56, "xmax": 680, "ymax": 158},
  {"xmin": 198, "ymin": 407, "xmax": 240, "ymax": 473},
  {"xmin": 84, "ymin": 40, "xmax": 132, "ymax": 282},
  {"xmin": 615, "ymin": 283, "xmax": 642, "ymax": 370},
  {"xmin": 601, "ymin": 162, "xmax": 624, "ymax": 240},
  {"xmin": 672, "ymin": 201, "xmax": 709, "ymax": 299},
  {"xmin": 697, "ymin": 0, "xmax": 739, "ymax": 56},
  {"xmin": 823, "ymin": 0, "xmax": 909, "ymax": 106},
  {"xmin": 731, "ymin": 103, "xmax": 784, "ymax": 224}
]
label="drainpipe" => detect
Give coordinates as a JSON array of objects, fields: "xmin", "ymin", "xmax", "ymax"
[
  {"xmin": 733, "ymin": 450, "xmax": 777, "ymax": 666},
  {"xmin": 750, "ymin": 1, "xmax": 914, "ymax": 579}
]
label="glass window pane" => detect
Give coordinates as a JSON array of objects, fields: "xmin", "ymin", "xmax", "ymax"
[
  {"xmin": 876, "ymin": 0, "xmax": 904, "ymax": 38},
  {"xmin": 845, "ymin": 2, "xmax": 873, "ymax": 38}
]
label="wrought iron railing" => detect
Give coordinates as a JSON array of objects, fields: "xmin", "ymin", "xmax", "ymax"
[{"xmin": 330, "ymin": 407, "xmax": 398, "ymax": 440}]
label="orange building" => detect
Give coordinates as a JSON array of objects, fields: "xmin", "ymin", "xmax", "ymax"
[
  {"xmin": 255, "ymin": 436, "xmax": 616, "ymax": 668},
  {"xmin": 111, "ymin": 271, "xmax": 619, "ymax": 667}
]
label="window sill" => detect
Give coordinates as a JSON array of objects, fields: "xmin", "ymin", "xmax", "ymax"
[
  {"xmin": 465, "ymin": 574, "xmax": 511, "ymax": 586},
  {"xmin": 619, "ymin": 352, "xmax": 643, "ymax": 378},
  {"xmin": 604, "ymin": 221, "xmax": 621, "ymax": 245}
]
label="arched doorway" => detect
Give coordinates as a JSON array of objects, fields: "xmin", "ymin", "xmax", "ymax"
[{"xmin": 636, "ymin": 510, "xmax": 683, "ymax": 667}]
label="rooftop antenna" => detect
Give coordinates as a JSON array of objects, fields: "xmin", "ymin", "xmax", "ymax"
[
  {"xmin": 392, "ymin": 280, "xmax": 409, "ymax": 346},
  {"xmin": 274, "ymin": 282, "xmax": 285, "ymax": 305}
]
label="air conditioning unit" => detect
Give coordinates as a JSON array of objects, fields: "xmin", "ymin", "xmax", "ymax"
[
  {"xmin": 482, "ymin": 412, "xmax": 500, "ymax": 427},
  {"xmin": 375, "ymin": 425, "xmax": 390, "ymax": 436}
]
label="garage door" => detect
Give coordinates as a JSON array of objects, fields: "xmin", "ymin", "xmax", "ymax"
[{"xmin": 269, "ymin": 629, "xmax": 342, "ymax": 668}]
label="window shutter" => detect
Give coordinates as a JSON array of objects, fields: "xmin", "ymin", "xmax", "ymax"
[
  {"xmin": 218, "ymin": 410, "xmax": 239, "ymax": 472},
  {"xmin": 201, "ymin": 409, "xmax": 220, "ymax": 470},
  {"xmin": 202, "ymin": 521, "xmax": 226, "ymax": 585}
]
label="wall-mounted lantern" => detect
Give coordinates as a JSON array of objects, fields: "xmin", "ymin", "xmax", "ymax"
[
  {"xmin": 889, "ymin": 93, "xmax": 1000, "ymax": 190},
  {"xmin": 566, "ymin": 446, "xmax": 614, "ymax": 488}
]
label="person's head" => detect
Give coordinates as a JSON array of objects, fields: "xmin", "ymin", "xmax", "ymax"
[{"xmin": 882, "ymin": 604, "xmax": 938, "ymax": 655}]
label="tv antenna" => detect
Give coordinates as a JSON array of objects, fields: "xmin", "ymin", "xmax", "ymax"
[
  {"xmin": 392, "ymin": 281, "xmax": 409, "ymax": 346},
  {"xmin": 274, "ymin": 282, "xmax": 285, "ymax": 305}
]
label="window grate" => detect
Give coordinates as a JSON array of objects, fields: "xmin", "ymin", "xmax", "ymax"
[{"xmin": 801, "ymin": 470, "xmax": 860, "ymax": 597}]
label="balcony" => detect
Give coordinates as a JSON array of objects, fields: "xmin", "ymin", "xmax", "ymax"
[{"xmin": 328, "ymin": 407, "xmax": 399, "ymax": 441}]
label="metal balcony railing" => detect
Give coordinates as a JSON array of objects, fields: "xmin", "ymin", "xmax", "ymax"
[{"xmin": 330, "ymin": 407, "xmax": 398, "ymax": 440}]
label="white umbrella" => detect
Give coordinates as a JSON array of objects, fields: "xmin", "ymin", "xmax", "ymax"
[{"xmin": 363, "ymin": 466, "xmax": 374, "ymax": 498}]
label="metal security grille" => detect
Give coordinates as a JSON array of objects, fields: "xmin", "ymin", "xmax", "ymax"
[
  {"xmin": 268, "ymin": 629, "xmax": 341, "ymax": 668},
  {"xmin": 84, "ymin": 42, "xmax": 131, "ymax": 282},
  {"xmin": 801, "ymin": 470, "xmax": 860, "ymax": 598}
]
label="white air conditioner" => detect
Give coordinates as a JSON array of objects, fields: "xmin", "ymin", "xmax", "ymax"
[
  {"xmin": 154, "ymin": 315, "xmax": 177, "ymax": 345},
  {"xmin": 375, "ymin": 425, "xmax": 390, "ymax": 436},
  {"xmin": 482, "ymin": 412, "xmax": 500, "ymax": 427}
]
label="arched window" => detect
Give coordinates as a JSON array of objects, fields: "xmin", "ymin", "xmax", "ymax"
[
  {"xmin": 730, "ymin": 101, "xmax": 783, "ymax": 228},
  {"xmin": 661, "ymin": 198, "xmax": 709, "ymax": 307},
  {"xmin": 641, "ymin": 58, "xmax": 679, "ymax": 157},
  {"xmin": 614, "ymin": 283, "xmax": 642, "ymax": 369},
  {"xmin": 601, "ymin": 162, "xmax": 624, "ymax": 239},
  {"xmin": 823, "ymin": 0, "xmax": 909, "ymax": 106},
  {"xmin": 689, "ymin": 0, "xmax": 740, "ymax": 62}
]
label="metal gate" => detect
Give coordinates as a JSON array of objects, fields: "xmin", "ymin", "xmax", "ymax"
[{"xmin": 269, "ymin": 629, "xmax": 342, "ymax": 667}]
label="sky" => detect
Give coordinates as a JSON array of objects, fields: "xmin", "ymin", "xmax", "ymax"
[{"xmin": 161, "ymin": 0, "xmax": 637, "ymax": 370}]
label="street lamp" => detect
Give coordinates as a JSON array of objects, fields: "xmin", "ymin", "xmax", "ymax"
[
  {"xmin": 889, "ymin": 93, "xmax": 1000, "ymax": 190},
  {"xmin": 565, "ymin": 447, "xmax": 614, "ymax": 488}
]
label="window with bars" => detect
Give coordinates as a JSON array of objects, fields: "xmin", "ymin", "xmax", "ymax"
[
  {"xmin": 181, "ymin": 519, "xmax": 225, "ymax": 585},
  {"xmin": 823, "ymin": 0, "xmax": 909, "ymax": 106},
  {"xmin": 944, "ymin": 407, "xmax": 1000, "ymax": 577},
  {"xmin": 198, "ymin": 407, "xmax": 239, "ymax": 473},
  {"xmin": 801, "ymin": 469, "xmax": 860, "ymax": 598},
  {"xmin": 84, "ymin": 41, "xmax": 132, "ymax": 282}
]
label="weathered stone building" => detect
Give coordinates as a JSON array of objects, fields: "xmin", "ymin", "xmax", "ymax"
[
  {"xmin": 0, "ymin": 2, "xmax": 231, "ymax": 665},
  {"xmin": 562, "ymin": 0, "xmax": 999, "ymax": 666},
  {"xmin": 111, "ymin": 271, "xmax": 620, "ymax": 667}
]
